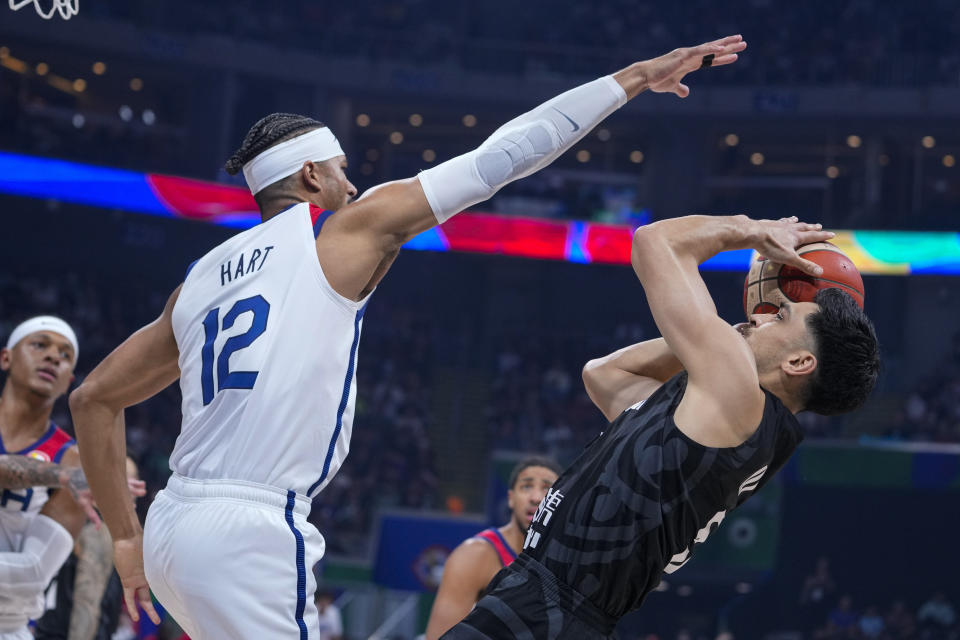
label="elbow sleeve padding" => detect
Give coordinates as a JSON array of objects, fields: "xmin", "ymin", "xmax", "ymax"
[{"xmin": 475, "ymin": 121, "xmax": 559, "ymax": 187}]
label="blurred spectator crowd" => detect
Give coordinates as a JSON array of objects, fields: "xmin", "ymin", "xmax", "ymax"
[
  {"xmin": 891, "ymin": 332, "xmax": 960, "ymax": 443},
  {"xmin": 308, "ymin": 310, "xmax": 439, "ymax": 556},
  {"xmin": 85, "ymin": 0, "xmax": 960, "ymax": 86},
  {"xmin": 799, "ymin": 557, "xmax": 958, "ymax": 640}
]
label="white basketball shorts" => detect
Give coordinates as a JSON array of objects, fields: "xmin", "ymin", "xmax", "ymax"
[{"xmin": 143, "ymin": 473, "xmax": 325, "ymax": 639}]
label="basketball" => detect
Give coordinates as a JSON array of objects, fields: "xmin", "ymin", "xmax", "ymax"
[{"xmin": 743, "ymin": 242, "xmax": 865, "ymax": 317}]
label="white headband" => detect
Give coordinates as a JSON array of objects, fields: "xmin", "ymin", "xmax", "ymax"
[
  {"xmin": 242, "ymin": 127, "xmax": 345, "ymax": 195},
  {"xmin": 5, "ymin": 316, "xmax": 79, "ymax": 363}
]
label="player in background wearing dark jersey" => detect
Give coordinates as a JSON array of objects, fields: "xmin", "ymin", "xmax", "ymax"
[
  {"xmin": 426, "ymin": 457, "xmax": 561, "ymax": 640},
  {"xmin": 442, "ymin": 215, "xmax": 880, "ymax": 639},
  {"xmin": 35, "ymin": 457, "xmax": 141, "ymax": 640}
]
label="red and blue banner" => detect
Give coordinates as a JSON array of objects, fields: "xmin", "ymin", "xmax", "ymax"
[{"xmin": 2, "ymin": 151, "xmax": 958, "ymax": 274}]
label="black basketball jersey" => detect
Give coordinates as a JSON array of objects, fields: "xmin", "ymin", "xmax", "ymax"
[
  {"xmin": 35, "ymin": 554, "xmax": 123, "ymax": 640},
  {"xmin": 521, "ymin": 372, "xmax": 803, "ymax": 620}
]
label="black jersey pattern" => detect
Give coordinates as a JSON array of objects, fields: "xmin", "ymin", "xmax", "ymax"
[
  {"xmin": 521, "ymin": 372, "xmax": 803, "ymax": 620},
  {"xmin": 35, "ymin": 553, "xmax": 123, "ymax": 640}
]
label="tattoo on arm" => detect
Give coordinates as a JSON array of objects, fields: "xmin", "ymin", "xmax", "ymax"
[
  {"xmin": 61, "ymin": 466, "xmax": 90, "ymax": 503},
  {"xmin": 68, "ymin": 523, "xmax": 114, "ymax": 640},
  {"xmin": 0, "ymin": 454, "xmax": 64, "ymax": 489}
]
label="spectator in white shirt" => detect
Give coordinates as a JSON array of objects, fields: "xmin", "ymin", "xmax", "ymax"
[{"xmin": 316, "ymin": 590, "xmax": 343, "ymax": 640}]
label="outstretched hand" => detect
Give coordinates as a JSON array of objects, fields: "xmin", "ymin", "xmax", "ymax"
[
  {"xmin": 753, "ymin": 216, "xmax": 836, "ymax": 276},
  {"xmin": 643, "ymin": 34, "xmax": 747, "ymax": 98}
]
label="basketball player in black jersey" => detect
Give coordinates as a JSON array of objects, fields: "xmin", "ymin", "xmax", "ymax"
[
  {"xmin": 442, "ymin": 214, "xmax": 880, "ymax": 639},
  {"xmin": 35, "ymin": 457, "xmax": 141, "ymax": 640}
]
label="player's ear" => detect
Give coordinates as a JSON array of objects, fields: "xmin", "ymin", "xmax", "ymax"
[
  {"xmin": 300, "ymin": 161, "xmax": 324, "ymax": 193},
  {"xmin": 0, "ymin": 348, "xmax": 10, "ymax": 372},
  {"xmin": 507, "ymin": 489, "xmax": 515, "ymax": 511},
  {"xmin": 783, "ymin": 350, "xmax": 817, "ymax": 377}
]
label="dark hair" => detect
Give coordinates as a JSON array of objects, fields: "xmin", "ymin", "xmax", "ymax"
[
  {"xmin": 224, "ymin": 113, "xmax": 325, "ymax": 175},
  {"xmin": 508, "ymin": 456, "xmax": 563, "ymax": 490},
  {"xmin": 315, "ymin": 588, "xmax": 335, "ymax": 602},
  {"xmin": 803, "ymin": 288, "xmax": 880, "ymax": 415}
]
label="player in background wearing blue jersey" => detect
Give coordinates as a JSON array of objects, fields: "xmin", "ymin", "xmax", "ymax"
[
  {"xmin": 0, "ymin": 317, "xmax": 145, "ymax": 640},
  {"xmin": 71, "ymin": 35, "xmax": 748, "ymax": 639}
]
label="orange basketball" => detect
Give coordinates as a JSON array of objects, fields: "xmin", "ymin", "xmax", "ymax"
[{"xmin": 743, "ymin": 242, "xmax": 865, "ymax": 318}]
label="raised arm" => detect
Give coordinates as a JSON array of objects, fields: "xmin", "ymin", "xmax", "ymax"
[
  {"xmin": 582, "ymin": 338, "xmax": 684, "ymax": 422},
  {"xmin": 69, "ymin": 286, "xmax": 181, "ymax": 625},
  {"xmin": 630, "ymin": 215, "xmax": 832, "ymax": 445},
  {"xmin": 317, "ymin": 35, "xmax": 748, "ymax": 300}
]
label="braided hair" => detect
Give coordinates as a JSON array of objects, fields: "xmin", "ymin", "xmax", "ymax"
[{"xmin": 224, "ymin": 113, "xmax": 326, "ymax": 175}]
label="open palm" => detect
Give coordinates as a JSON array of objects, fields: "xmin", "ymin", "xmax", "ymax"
[{"xmin": 646, "ymin": 35, "xmax": 747, "ymax": 98}]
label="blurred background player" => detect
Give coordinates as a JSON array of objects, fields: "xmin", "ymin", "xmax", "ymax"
[
  {"xmin": 70, "ymin": 33, "xmax": 747, "ymax": 640},
  {"xmin": 425, "ymin": 456, "xmax": 561, "ymax": 640},
  {"xmin": 315, "ymin": 589, "xmax": 342, "ymax": 640},
  {"xmin": 443, "ymin": 216, "xmax": 880, "ymax": 639},
  {"xmin": 0, "ymin": 317, "xmax": 91, "ymax": 640},
  {"xmin": 0, "ymin": 318, "xmax": 145, "ymax": 640},
  {"xmin": 35, "ymin": 456, "xmax": 143, "ymax": 640}
]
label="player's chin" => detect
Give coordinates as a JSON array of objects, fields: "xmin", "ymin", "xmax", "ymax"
[{"xmin": 28, "ymin": 378, "xmax": 59, "ymax": 397}]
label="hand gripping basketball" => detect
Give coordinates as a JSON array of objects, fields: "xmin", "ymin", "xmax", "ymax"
[{"xmin": 752, "ymin": 217, "xmax": 835, "ymax": 277}]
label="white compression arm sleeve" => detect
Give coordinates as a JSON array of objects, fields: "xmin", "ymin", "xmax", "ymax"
[
  {"xmin": 418, "ymin": 75, "xmax": 628, "ymax": 223},
  {"xmin": 0, "ymin": 514, "xmax": 73, "ymax": 597}
]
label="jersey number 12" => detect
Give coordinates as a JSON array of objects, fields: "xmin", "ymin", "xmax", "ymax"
[{"xmin": 200, "ymin": 295, "xmax": 270, "ymax": 405}]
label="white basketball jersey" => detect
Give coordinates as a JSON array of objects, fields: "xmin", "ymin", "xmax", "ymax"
[
  {"xmin": 0, "ymin": 426, "xmax": 75, "ymax": 629},
  {"xmin": 170, "ymin": 203, "xmax": 370, "ymax": 497}
]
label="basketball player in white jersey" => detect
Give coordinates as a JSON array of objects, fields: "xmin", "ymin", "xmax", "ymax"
[
  {"xmin": 0, "ymin": 317, "xmax": 133, "ymax": 639},
  {"xmin": 70, "ymin": 35, "xmax": 747, "ymax": 639}
]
